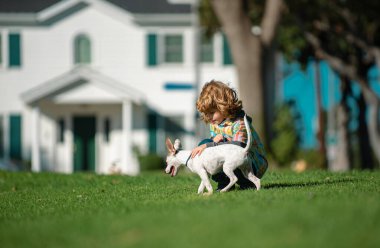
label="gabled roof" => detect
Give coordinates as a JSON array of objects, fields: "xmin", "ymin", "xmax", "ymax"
[
  {"xmin": 0, "ymin": 0, "xmax": 191, "ymax": 14},
  {"xmin": 21, "ymin": 66, "xmax": 145, "ymax": 105},
  {"xmin": 0, "ymin": 0, "xmax": 192, "ymax": 26}
]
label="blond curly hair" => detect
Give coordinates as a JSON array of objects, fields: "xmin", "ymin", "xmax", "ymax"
[{"xmin": 196, "ymin": 80, "xmax": 242, "ymax": 123}]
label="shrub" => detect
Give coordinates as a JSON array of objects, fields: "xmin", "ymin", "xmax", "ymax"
[
  {"xmin": 270, "ymin": 101, "xmax": 301, "ymax": 166},
  {"xmin": 138, "ymin": 153, "xmax": 166, "ymax": 171}
]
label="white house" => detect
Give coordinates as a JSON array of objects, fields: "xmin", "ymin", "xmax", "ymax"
[{"xmin": 0, "ymin": 0, "xmax": 237, "ymax": 174}]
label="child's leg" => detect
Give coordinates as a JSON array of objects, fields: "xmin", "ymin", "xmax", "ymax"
[
  {"xmin": 211, "ymin": 172, "xmax": 232, "ymax": 190},
  {"xmin": 235, "ymin": 168, "xmax": 256, "ymax": 190}
]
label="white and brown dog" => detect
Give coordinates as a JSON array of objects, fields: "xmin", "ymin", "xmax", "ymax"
[{"xmin": 165, "ymin": 115, "xmax": 260, "ymax": 195}]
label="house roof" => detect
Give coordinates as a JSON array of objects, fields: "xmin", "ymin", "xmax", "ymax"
[
  {"xmin": 107, "ymin": 0, "xmax": 191, "ymax": 14},
  {"xmin": 0, "ymin": 0, "xmax": 62, "ymax": 13},
  {"xmin": 21, "ymin": 66, "xmax": 145, "ymax": 105},
  {"xmin": 0, "ymin": 0, "xmax": 191, "ymax": 14},
  {"xmin": 0, "ymin": 0, "xmax": 192, "ymax": 26}
]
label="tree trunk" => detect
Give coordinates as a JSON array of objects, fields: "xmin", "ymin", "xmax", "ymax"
[
  {"xmin": 314, "ymin": 60, "xmax": 327, "ymax": 168},
  {"xmin": 210, "ymin": 0, "xmax": 283, "ymax": 140},
  {"xmin": 331, "ymin": 77, "xmax": 351, "ymax": 171},
  {"xmin": 356, "ymin": 91, "xmax": 374, "ymax": 169},
  {"xmin": 358, "ymin": 79, "xmax": 380, "ymax": 166},
  {"xmin": 211, "ymin": 0, "xmax": 263, "ymax": 135},
  {"xmin": 262, "ymin": 42, "xmax": 278, "ymax": 146},
  {"xmin": 367, "ymin": 92, "xmax": 380, "ymax": 163}
]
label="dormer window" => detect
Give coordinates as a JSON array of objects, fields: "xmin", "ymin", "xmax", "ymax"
[{"xmin": 74, "ymin": 34, "xmax": 91, "ymax": 64}]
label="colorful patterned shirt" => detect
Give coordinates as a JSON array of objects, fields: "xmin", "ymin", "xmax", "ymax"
[{"xmin": 208, "ymin": 112, "xmax": 268, "ymax": 178}]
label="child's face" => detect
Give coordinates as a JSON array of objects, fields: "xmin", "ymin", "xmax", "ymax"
[{"xmin": 210, "ymin": 111, "xmax": 225, "ymax": 125}]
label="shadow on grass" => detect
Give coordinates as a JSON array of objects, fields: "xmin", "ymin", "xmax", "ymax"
[{"xmin": 264, "ymin": 177, "xmax": 359, "ymax": 190}]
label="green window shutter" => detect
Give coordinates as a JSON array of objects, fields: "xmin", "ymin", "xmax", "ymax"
[
  {"xmin": 147, "ymin": 33, "xmax": 157, "ymax": 66},
  {"xmin": 9, "ymin": 115, "xmax": 22, "ymax": 160},
  {"xmin": 222, "ymin": 34, "xmax": 233, "ymax": 65},
  {"xmin": 74, "ymin": 35, "xmax": 91, "ymax": 64},
  {"xmin": 9, "ymin": 33, "xmax": 21, "ymax": 67}
]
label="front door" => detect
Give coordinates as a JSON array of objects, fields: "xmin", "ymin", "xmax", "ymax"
[{"xmin": 73, "ymin": 116, "xmax": 96, "ymax": 172}]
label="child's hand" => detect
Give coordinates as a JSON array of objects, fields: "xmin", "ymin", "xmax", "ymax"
[
  {"xmin": 213, "ymin": 134, "xmax": 224, "ymax": 143},
  {"xmin": 191, "ymin": 144, "xmax": 207, "ymax": 158}
]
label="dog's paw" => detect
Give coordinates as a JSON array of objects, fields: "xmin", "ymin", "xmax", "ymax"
[{"xmin": 202, "ymin": 191, "xmax": 213, "ymax": 196}]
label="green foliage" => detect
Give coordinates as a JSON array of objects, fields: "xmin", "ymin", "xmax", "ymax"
[
  {"xmin": 199, "ymin": 0, "xmax": 266, "ymax": 37},
  {"xmin": 199, "ymin": 0, "xmax": 220, "ymax": 38},
  {"xmin": 278, "ymin": 24, "xmax": 307, "ymax": 62},
  {"xmin": 138, "ymin": 153, "xmax": 165, "ymax": 171},
  {"xmin": 247, "ymin": 0, "xmax": 265, "ymax": 25},
  {"xmin": 1, "ymin": 170, "xmax": 380, "ymax": 247},
  {"xmin": 270, "ymin": 101, "xmax": 301, "ymax": 166}
]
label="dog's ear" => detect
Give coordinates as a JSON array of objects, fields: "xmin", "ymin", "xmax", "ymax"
[
  {"xmin": 166, "ymin": 138, "xmax": 175, "ymax": 154},
  {"xmin": 173, "ymin": 139, "xmax": 181, "ymax": 151}
]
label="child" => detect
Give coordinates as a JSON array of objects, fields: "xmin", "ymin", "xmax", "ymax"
[{"xmin": 191, "ymin": 80, "xmax": 268, "ymax": 191}]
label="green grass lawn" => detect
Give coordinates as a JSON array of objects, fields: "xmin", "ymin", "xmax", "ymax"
[{"xmin": 1, "ymin": 169, "xmax": 379, "ymax": 248}]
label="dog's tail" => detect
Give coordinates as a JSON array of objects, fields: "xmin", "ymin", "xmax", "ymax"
[{"xmin": 243, "ymin": 114, "xmax": 252, "ymax": 154}]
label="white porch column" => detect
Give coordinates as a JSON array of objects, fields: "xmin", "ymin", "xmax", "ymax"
[
  {"xmin": 122, "ymin": 100, "xmax": 139, "ymax": 175},
  {"xmin": 156, "ymin": 114, "xmax": 165, "ymax": 155},
  {"xmin": 31, "ymin": 106, "xmax": 41, "ymax": 172}
]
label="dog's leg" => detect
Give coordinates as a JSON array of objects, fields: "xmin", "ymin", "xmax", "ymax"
[
  {"xmin": 247, "ymin": 171, "xmax": 261, "ymax": 190},
  {"xmin": 197, "ymin": 181, "xmax": 205, "ymax": 194},
  {"xmin": 198, "ymin": 168, "xmax": 213, "ymax": 195},
  {"xmin": 220, "ymin": 164, "xmax": 238, "ymax": 193}
]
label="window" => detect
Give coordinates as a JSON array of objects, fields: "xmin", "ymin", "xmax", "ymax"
[
  {"xmin": 57, "ymin": 118, "xmax": 65, "ymax": 143},
  {"xmin": 104, "ymin": 118, "xmax": 110, "ymax": 143},
  {"xmin": 9, "ymin": 33, "xmax": 21, "ymax": 67},
  {"xmin": 74, "ymin": 34, "xmax": 91, "ymax": 64},
  {"xmin": 146, "ymin": 33, "xmax": 184, "ymax": 66},
  {"xmin": 200, "ymin": 34, "xmax": 214, "ymax": 63},
  {"xmin": 164, "ymin": 35, "xmax": 183, "ymax": 63}
]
